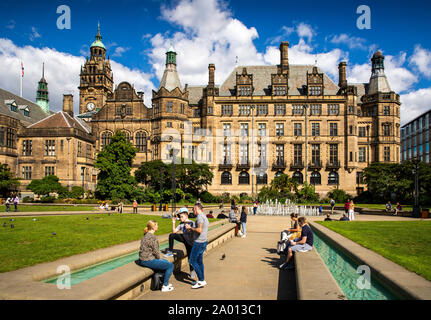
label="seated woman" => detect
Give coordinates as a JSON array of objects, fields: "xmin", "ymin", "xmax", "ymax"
[
  {"xmin": 136, "ymin": 220, "xmax": 174, "ymax": 292},
  {"xmin": 281, "ymin": 213, "xmax": 301, "ymax": 242},
  {"xmin": 280, "ymin": 217, "xmax": 314, "ymax": 270},
  {"xmin": 229, "ymin": 207, "xmax": 242, "ymax": 236}
]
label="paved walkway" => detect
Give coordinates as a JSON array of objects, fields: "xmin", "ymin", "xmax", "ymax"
[{"xmin": 138, "ymin": 213, "xmax": 421, "ymax": 300}]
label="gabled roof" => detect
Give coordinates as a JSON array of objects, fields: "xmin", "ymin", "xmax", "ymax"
[
  {"xmin": 218, "ymin": 65, "xmax": 340, "ymax": 97},
  {"xmin": 27, "ymin": 111, "xmax": 91, "ymax": 134},
  {"xmin": 0, "ymin": 87, "xmax": 49, "ymax": 125}
]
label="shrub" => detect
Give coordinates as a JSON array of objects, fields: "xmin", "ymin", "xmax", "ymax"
[
  {"xmin": 39, "ymin": 196, "xmax": 56, "ymax": 203},
  {"xmin": 22, "ymin": 196, "xmax": 34, "ymax": 203},
  {"xmin": 200, "ymin": 191, "xmax": 217, "ymax": 203},
  {"xmin": 327, "ymin": 188, "xmax": 352, "ymax": 204}
]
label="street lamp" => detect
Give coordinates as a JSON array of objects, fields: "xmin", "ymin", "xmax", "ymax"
[{"xmin": 412, "ymin": 158, "xmax": 421, "ymax": 218}]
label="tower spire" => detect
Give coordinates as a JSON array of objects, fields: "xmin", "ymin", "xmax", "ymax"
[{"xmin": 36, "ymin": 62, "xmax": 49, "ymax": 114}]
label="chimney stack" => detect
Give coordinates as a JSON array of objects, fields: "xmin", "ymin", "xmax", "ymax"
[
  {"xmin": 208, "ymin": 64, "xmax": 215, "ymax": 87},
  {"xmin": 63, "ymin": 94, "xmax": 74, "ymax": 118},
  {"xmin": 338, "ymin": 62, "xmax": 347, "ymax": 88},
  {"xmin": 280, "ymin": 42, "xmax": 289, "ymax": 74}
]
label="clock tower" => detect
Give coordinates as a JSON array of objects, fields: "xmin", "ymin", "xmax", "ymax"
[{"xmin": 79, "ymin": 23, "xmax": 114, "ymax": 115}]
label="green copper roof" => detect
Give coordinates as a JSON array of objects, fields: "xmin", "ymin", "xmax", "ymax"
[{"xmin": 91, "ymin": 22, "xmax": 106, "ymax": 49}]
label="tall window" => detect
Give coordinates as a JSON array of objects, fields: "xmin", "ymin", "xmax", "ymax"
[
  {"xmin": 309, "ymin": 86, "xmax": 322, "ymax": 96},
  {"xmin": 384, "ymin": 146, "xmax": 390, "ymax": 162},
  {"xmin": 135, "ymin": 132, "xmax": 147, "ymax": 152},
  {"xmin": 294, "ymin": 123, "xmax": 302, "ymax": 136},
  {"xmin": 384, "ymin": 106, "xmax": 390, "ymax": 116},
  {"xmin": 258, "ymin": 144, "xmax": 267, "ymax": 165},
  {"xmin": 311, "ymin": 144, "xmax": 320, "ymax": 165},
  {"xmin": 359, "ymin": 147, "xmax": 366, "ymax": 162},
  {"xmin": 238, "ymin": 86, "xmax": 251, "ymax": 96},
  {"xmin": 293, "ymin": 171, "xmax": 303, "ymax": 184},
  {"xmin": 0, "ymin": 127, "xmax": 4, "ymax": 146},
  {"xmin": 256, "ymin": 172, "xmax": 268, "ymax": 184},
  {"xmin": 276, "ymin": 123, "xmax": 284, "ymax": 137},
  {"xmin": 310, "ymin": 172, "xmax": 321, "ymax": 185},
  {"xmin": 45, "ymin": 166, "xmax": 55, "ymax": 177},
  {"xmin": 223, "ymin": 144, "xmax": 231, "ymax": 164},
  {"xmin": 180, "ymin": 103, "xmax": 185, "ymax": 114},
  {"xmin": 78, "ymin": 141, "xmax": 83, "ymax": 157},
  {"xmin": 45, "ymin": 140, "xmax": 55, "ymax": 156},
  {"xmin": 359, "ymin": 127, "xmax": 366, "ymax": 137},
  {"xmin": 240, "ymin": 123, "xmax": 249, "ymax": 137},
  {"xmin": 222, "ymin": 105, "xmax": 233, "ymax": 115},
  {"xmin": 221, "ymin": 172, "xmax": 232, "ymax": 185},
  {"xmin": 328, "ymin": 104, "xmax": 339, "ymax": 115},
  {"xmin": 240, "ymin": 144, "xmax": 249, "ymax": 164},
  {"xmin": 275, "ymin": 104, "xmax": 286, "ymax": 115},
  {"xmin": 22, "ymin": 166, "xmax": 32, "ymax": 180},
  {"xmin": 329, "ymin": 144, "xmax": 338, "ymax": 164},
  {"xmin": 273, "ymin": 86, "xmax": 286, "ymax": 96},
  {"xmin": 167, "ymin": 102, "xmax": 173, "ymax": 113},
  {"xmin": 101, "ymin": 132, "xmax": 112, "ymax": 149},
  {"xmin": 257, "ymin": 105, "xmax": 268, "ymax": 116},
  {"xmin": 6, "ymin": 128, "xmax": 15, "ymax": 148},
  {"xmin": 330, "ymin": 123, "xmax": 338, "ymax": 136},
  {"xmin": 312, "ymin": 123, "xmax": 320, "ymax": 136},
  {"xmin": 276, "ymin": 145, "xmax": 284, "ymax": 164},
  {"xmin": 22, "ymin": 140, "xmax": 32, "ymax": 156},
  {"xmin": 258, "ymin": 123, "xmax": 267, "ymax": 136},
  {"xmin": 328, "ymin": 172, "xmax": 339, "ymax": 185},
  {"xmin": 310, "ymin": 104, "xmax": 322, "ymax": 115},
  {"xmin": 239, "ymin": 171, "xmax": 250, "ymax": 184},
  {"xmin": 239, "ymin": 105, "xmax": 250, "ymax": 116},
  {"xmin": 292, "ymin": 105, "xmax": 304, "ymax": 115},
  {"xmin": 294, "ymin": 144, "xmax": 302, "ymax": 164},
  {"xmin": 383, "ymin": 124, "xmax": 391, "ymax": 136},
  {"xmin": 223, "ymin": 124, "xmax": 231, "ymax": 136},
  {"xmin": 356, "ymin": 172, "xmax": 364, "ymax": 184}
]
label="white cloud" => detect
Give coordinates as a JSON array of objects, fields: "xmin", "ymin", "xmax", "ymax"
[
  {"xmin": 400, "ymin": 88, "xmax": 431, "ymax": 125},
  {"xmin": 329, "ymin": 34, "xmax": 368, "ymax": 50},
  {"xmin": 347, "ymin": 52, "xmax": 417, "ymax": 93},
  {"xmin": 112, "ymin": 46, "xmax": 131, "ymax": 57},
  {"xmin": 296, "ymin": 23, "xmax": 315, "ymax": 43},
  {"xmin": 0, "ymin": 38, "xmax": 155, "ymax": 113},
  {"xmin": 29, "ymin": 27, "xmax": 41, "ymax": 42},
  {"xmin": 409, "ymin": 44, "xmax": 431, "ymax": 78}
]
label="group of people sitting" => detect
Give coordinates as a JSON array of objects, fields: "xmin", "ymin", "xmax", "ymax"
[{"xmin": 278, "ymin": 213, "xmax": 314, "ymax": 270}]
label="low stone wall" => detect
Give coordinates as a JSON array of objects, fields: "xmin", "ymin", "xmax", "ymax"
[
  {"xmin": 295, "ymin": 248, "xmax": 346, "ymax": 300},
  {"xmin": 0, "ymin": 220, "xmax": 235, "ymax": 300}
]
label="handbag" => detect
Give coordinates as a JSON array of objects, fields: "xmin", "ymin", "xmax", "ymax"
[{"xmin": 151, "ymin": 271, "xmax": 165, "ymax": 291}]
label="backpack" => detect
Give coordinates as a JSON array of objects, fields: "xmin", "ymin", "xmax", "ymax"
[{"xmin": 151, "ymin": 271, "xmax": 165, "ymax": 291}]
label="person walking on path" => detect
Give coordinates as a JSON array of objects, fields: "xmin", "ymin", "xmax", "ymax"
[
  {"xmin": 133, "ymin": 200, "xmax": 138, "ymax": 214},
  {"xmin": 5, "ymin": 196, "xmax": 11, "ymax": 213},
  {"xmin": 330, "ymin": 198, "xmax": 335, "ymax": 214},
  {"xmin": 253, "ymin": 200, "xmax": 258, "ymax": 215},
  {"xmin": 348, "ymin": 200, "xmax": 355, "ymax": 221},
  {"xmin": 240, "ymin": 206, "xmax": 248, "ymax": 238},
  {"xmin": 118, "ymin": 201, "xmax": 124, "ymax": 214},
  {"xmin": 136, "ymin": 220, "xmax": 174, "ymax": 292},
  {"xmin": 185, "ymin": 203, "xmax": 209, "ymax": 289},
  {"xmin": 13, "ymin": 195, "xmax": 19, "ymax": 212},
  {"xmin": 344, "ymin": 199, "xmax": 350, "ymax": 214},
  {"xmin": 164, "ymin": 208, "xmax": 197, "ymax": 281}
]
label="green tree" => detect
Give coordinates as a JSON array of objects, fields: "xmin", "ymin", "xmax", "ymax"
[
  {"xmin": 27, "ymin": 175, "xmax": 63, "ymax": 197},
  {"xmin": 0, "ymin": 164, "xmax": 20, "ymax": 197},
  {"xmin": 94, "ymin": 131, "xmax": 140, "ymax": 201}
]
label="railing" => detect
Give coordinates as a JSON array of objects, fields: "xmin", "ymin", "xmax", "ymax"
[
  {"xmin": 326, "ymin": 161, "xmax": 341, "ymax": 169},
  {"xmin": 290, "ymin": 161, "xmax": 304, "ymax": 169},
  {"xmin": 237, "ymin": 161, "xmax": 250, "ymax": 170},
  {"xmin": 308, "ymin": 161, "xmax": 323, "ymax": 169},
  {"xmin": 219, "ymin": 159, "xmax": 233, "ymax": 169},
  {"xmin": 272, "ymin": 160, "xmax": 287, "ymax": 169}
]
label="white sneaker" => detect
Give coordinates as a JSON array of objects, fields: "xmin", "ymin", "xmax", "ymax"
[
  {"xmin": 241, "ymin": 235, "xmax": 246, "ymax": 238},
  {"xmin": 191, "ymin": 281, "xmax": 207, "ymax": 289},
  {"xmin": 161, "ymin": 285, "xmax": 174, "ymax": 292}
]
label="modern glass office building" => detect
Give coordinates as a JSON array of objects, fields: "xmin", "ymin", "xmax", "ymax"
[{"xmin": 401, "ymin": 110, "xmax": 431, "ymax": 163}]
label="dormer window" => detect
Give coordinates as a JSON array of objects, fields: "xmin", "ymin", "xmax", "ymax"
[
  {"xmin": 273, "ymin": 86, "xmax": 287, "ymax": 96},
  {"xmin": 19, "ymin": 106, "xmax": 30, "ymax": 117},
  {"xmin": 308, "ymin": 86, "xmax": 322, "ymax": 96},
  {"xmin": 5, "ymin": 100, "xmax": 18, "ymax": 112},
  {"xmin": 238, "ymin": 86, "xmax": 251, "ymax": 96}
]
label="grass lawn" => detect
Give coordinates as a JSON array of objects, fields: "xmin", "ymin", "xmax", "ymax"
[
  {"xmin": 0, "ymin": 214, "xmax": 217, "ymax": 273},
  {"xmin": 1, "ymin": 205, "xmax": 97, "ymax": 212},
  {"xmin": 316, "ymin": 221, "xmax": 431, "ymax": 281}
]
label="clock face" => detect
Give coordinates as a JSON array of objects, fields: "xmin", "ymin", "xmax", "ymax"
[{"xmin": 87, "ymin": 103, "xmax": 95, "ymax": 111}]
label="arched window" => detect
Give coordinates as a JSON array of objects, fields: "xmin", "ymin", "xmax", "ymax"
[
  {"xmin": 293, "ymin": 171, "xmax": 303, "ymax": 184},
  {"xmin": 121, "ymin": 131, "xmax": 132, "ymax": 143},
  {"xmin": 101, "ymin": 132, "xmax": 112, "ymax": 149},
  {"xmin": 256, "ymin": 172, "xmax": 268, "ymax": 185},
  {"xmin": 239, "ymin": 171, "xmax": 250, "ymax": 185},
  {"xmin": 275, "ymin": 171, "xmax": 284, "ymax": 178},
  {"xmin": 135, "ymin": 131, "xmax": 147, "ymax": 153},
  {"xmin": 328, "ymin": 171, "xmax": 339, "ymax": 185},
  {"xmin": 221, "ymin": 171, "xmax": 232, "ymax": 185},
  {"xmin": 310, "ymin": 171, "xmax": 321, "ymax": 185}
]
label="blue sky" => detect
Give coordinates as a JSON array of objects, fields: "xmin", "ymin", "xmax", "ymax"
[{"xmin": 1, "ymin": 0, "xmax": 431, "ymax": 124}]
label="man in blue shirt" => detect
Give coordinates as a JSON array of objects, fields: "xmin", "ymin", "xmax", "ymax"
[{"xmin": 280, "ymin": 217, "xmax": 314, "ymax": 270}]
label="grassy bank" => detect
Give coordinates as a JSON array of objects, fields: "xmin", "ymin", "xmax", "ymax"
[
  {"xmin": 316, "ymin": 221, "xmax": 431, "ymax": 281},
  {"xmin": 1, "ymin": 205, "xmax": 97, "ymax": 212}
]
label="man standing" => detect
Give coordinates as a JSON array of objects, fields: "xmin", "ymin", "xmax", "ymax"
[
  {"xmin": 13, "ymin": 195, "xmax": 19, "ymax": 212},
  {"xmin": 330, "ymin": 198, "xmax": 335, "ymax": 214},
  {"xmin": 253, "ymin": 200, "xmax": 258, "ymax": 215},
  {"xmin": 186, "ymin": 203, "xmax": 209, "ymax": 289},
  {"xmin": 5, "ymin": 196, "xmax": 11, "ymax": 213},
  {"xmin": 133, "ymin": 200, "xmax": 138, "ymax": 214}
]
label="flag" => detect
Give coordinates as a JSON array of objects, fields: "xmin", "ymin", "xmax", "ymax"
[{"xmin": 21, "ymin": 61, "xmax": 24, "ymax": 77}]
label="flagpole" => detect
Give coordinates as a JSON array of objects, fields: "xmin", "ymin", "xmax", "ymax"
[{"xmin": 20, "ymin": 61, "xmax": 23, "ymax": 97}]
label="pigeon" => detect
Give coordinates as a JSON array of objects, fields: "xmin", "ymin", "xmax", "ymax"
[
  {"xmin": 220, "ymin": 254, "xmax": 226, "ymax": 260},
  {"xmin": 3, "ymin": 222, "xmax": 6, "ymax": 227},
  {"xmin": 11, "ymin": 224, "xmax": 14, "ymax": 229},
  {"xmin": 86, "ymin": 217, "xmax": 89, "ymax": 220},
  {"xmin": 10, "ymin": 219, "xmax": 14, "ymax": 222},
  {"xmin": 52, "ymin": 232, "xmax": 56, "ymax": 236}
]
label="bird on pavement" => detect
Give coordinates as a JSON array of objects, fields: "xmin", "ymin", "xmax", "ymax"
[
  {"xmin": 220, "ymin": 254, "xmax": 226, "ymax": 260},
  {"xmin": 52, "ymin": 232, "xmax": 56, "ymax": 236}
]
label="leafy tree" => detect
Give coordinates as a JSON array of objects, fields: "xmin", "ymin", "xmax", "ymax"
[
  {"xmin": 327, "ymin": 188, "xmax": 351, "ymax": 204},
  {"xmin": 135, "ymin": 158, "xmax": 213, "ymax": 197},
  {"xmin": 95, "ymin": 131, "xmax": 140, "ymax": 201},
  {"xmin": 70, "ymin": 186, "xmax": 85, "ymax": 199},
  {"xmin": 0, "ymin": 164, "xmax": 20, "ymax": 197},
  {"xmin": 27, "ymin": 175, "xmax": 63, "ymax": 197}
]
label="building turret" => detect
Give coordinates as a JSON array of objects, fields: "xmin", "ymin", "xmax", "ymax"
[
  {"xmin": 158, "ymin": 43, "xmax": 182, "ymax": 91},
  {"xmin": 368, "ymin": 50, "xmax": 391, "ymax": 94},
  {"xmin": 36, "ymin": 63, "xmax": 49, "ymax": 114}
]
